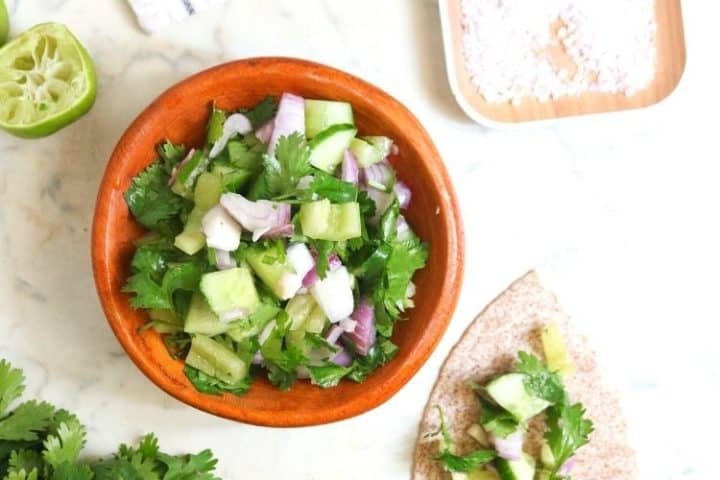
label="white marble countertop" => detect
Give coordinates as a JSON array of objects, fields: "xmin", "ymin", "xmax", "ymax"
[{"xmin": 0, "ymin": 1, "xmax": 716, "ymax": 478}]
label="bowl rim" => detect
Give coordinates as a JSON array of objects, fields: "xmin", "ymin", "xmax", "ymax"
[{"xmin": 91, "ymin": 57, "xmax": 465, "ymax": 426}]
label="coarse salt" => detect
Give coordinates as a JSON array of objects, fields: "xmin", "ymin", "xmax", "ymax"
[{"xmin": 459, "ymin": 0, "xmax": 657, "ymax": 104}]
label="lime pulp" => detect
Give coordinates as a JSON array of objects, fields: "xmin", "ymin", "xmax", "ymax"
[
  {"xmin": 0, "ymin": 22, "xmax": 97, "ymax": 138},
  {"xmin": 0, "ymin": 0, "xmax": 8, "ymax": 46}
]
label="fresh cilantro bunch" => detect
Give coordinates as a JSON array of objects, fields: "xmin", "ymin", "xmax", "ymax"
[{"xmin": 0, "ymin": 360, "xmax": 221, "ymax": 480}]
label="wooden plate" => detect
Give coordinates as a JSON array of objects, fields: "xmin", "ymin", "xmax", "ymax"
[
  {"xmin": 91, "ymin": 58, "xmax": 464, "ymax": 427},
  {"xmin": 439, "ymin": 0, "xmax": 686, "ymax": 125}
]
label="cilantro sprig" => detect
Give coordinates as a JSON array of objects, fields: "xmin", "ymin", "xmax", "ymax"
[
  {"xmin": 429, "ymin": 406, "xmax": 496, "ymax": 473},
  {"xmin": 0, "ymin": 359, "xmax": 222, "ymax": 479}
]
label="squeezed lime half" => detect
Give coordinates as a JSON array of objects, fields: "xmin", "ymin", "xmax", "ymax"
[
  {"xmin": 0, "ymin": 0, "xmax": 8, "ymax": 46},
  {"xmin": 0, "ymin": 22, "xmax": 97, "ymax": 138}
]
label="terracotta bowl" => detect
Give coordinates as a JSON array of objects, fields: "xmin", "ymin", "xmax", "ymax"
[{"xmin": 92, "ymin": 57, "xmax": 464, "ymax": 427}]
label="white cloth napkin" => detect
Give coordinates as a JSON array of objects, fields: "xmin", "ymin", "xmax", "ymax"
[{"xmin": 127, "ymin": 0, "xmax": 226, "ymax": 33}]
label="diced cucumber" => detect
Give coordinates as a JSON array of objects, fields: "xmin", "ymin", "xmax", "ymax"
[
  {"xmin": 541, "ymin": 321, "xmax": 575, "ymax": 376},
  {"xmin": 485, "ymin": 373, "xmax": 551, "ymax": 422},
  {"xmin": 184, "ymin": 293, "xmax": 228, "ymax": 336},
  {"xmin": 364, "ymin": 136, "xmax": 394, "ymax": 157},
  {"xmin": 147, "ymin": 309, "xmax": 182, "ymax": 333},
  {"xmin": 185, "ymin": 334, "xmax": 247, "ymax": 384},
  {"xmin": 171, "ymin": 149, "xmax": 210, "ymax": 199},
  {"xmin": 211, "ymin": 162, "xmax": 253, "ymax": 193},
  {"xmin": 495, "ymin": 454, "xmax": 536, "ymax": 480},
  {"xmin": 308, "ymin": 124, "xmax": 357, "ymax": 172},
  {"xmin": 304, "ymin": 304, "xmax": 327, "ymax": 334},
  {"xmin": 286, "ymin": 294, "xmax": 316, "ymax": 330},
  {"xmin": 540, "ymin": 441, "xmax": 555, "ymax": 467},
  {"xmin": 244, "ymin": 245, "xmax": 301, "ymax": 300},
  {"xmin": 298, "ymin": 199, "xmax": 362, "ymax": 241},
  {"xmin": 227, "ymin": 303, "xmax": 279, "ymax": 342},
  {"xmin": 194, "ymin": 172, "xmax": 223, "ymax": 209},
  {"xmin": 174, "ymin": 206, "xmax": 206, "ymax": 255},
  {"xmin": 304, "ymin": 100, "xmax": 354, "ymax": 138},
  {"xmin": 199, "ymin": 267, "xmax": 261, "ymax": 318},
  {"xmin": 349, "ymin": 137, "xmax": 384, "ymax": 167}
]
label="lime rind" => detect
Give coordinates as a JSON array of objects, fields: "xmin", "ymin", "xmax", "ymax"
[
  {"xmin": 0, "ymin": 22, "xmax": 96, "ymax": 138},
  {"xmin": 0, "ymin": 0, "xmax": 8, "ymax": 46}
]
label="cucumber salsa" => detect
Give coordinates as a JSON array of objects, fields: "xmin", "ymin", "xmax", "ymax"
[
  {"xmin": 122, "ymin": 93, "xmax": 428, "ymax": 395},
  {"xmin": 430, "ymin": 323, "xmax": 593, "ymax": 480}
]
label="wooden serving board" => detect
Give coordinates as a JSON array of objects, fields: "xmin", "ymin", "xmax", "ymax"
[{"xmin": 439, "ymin": 0, "xmax": 686, "ymax": 126}]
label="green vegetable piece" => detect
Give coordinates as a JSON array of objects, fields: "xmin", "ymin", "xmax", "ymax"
[
  {"xmin": 308, "ymin": 124, "xmax": 357, "ymax": 172},
  {"xmin": 240, "ymin": 95, "xmax": 278, "ymax": 129},
  {"xmin": 211, "ymin": 162, "xmax": 254, "ymax": 193},
  {"xmin": 299, "ymin": 199, "xmax": 362, "ymax": 241},
  {"xmin": 485, "ymin": 373, "xmax": 551, "ymax": 422},
  {"xmin": 171, "ymin": 149, "xmax": 210, "ymax": 199},
  {"xmin": 206, "ymin": 106, "xmax": 227, "ymax": 146},
  {"xmin": 495, "ymin": 454, "xmax": 536, "ymax": 480},
  {"xmin": 349, "ymin": 137, "xmax": 384, "ymax": 167},
  {"xmin": 199, "ymin": 267, "xmax": 261, "ymax": 318},
  {"xmin": 363, "ymin": 136, "xmax": 394, "ymax": 157},
  {"xmin": 244, "ymin": 244, "xmax": 297, "ymax": 300},
  {"xmin": 174, "ymin": 206, "xmax": 206, "ymax": 255},
  {"xmin": 304, "ymin": 99, "xmax": 354, "ymax": 138},
  {"xmin": 183, "ymin": 293, "xmax": 228, "ymax": 336},
  {"xmin": 264, "ymin": 132, "xmax": 312, "ymax": 198},
  {"xmin": 185, "ymin": 335, "xmax": 248, "ymax": 385},
  {"xmin": 124, "ymin": 163, "xmax": 184, "ymax": 234},
  {"xmin": 227, "ymin": 303, "xmax": 280, "ymax": 342},
  {"xmin": 0, "ymin": 0, "xmax": 8, "ymax": 46},
  {"xmin": 193, "ymin": 172, "xmax": 223, "ymax": 209}
]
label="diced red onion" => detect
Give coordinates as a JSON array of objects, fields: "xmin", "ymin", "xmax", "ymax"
[
  {"xmin": 394, "ymin": 181, "xmax": 411, "ymax": 209},
  {"xmin": 287, "ymin": 243, "xmax": 315, "ymax": 278},
  {"xmin": 302, "ymin": 253, "xmax": 341, "ymax": 288},
  {"xmin": 268, "ymin": 93, "xmax": 305, "ymax": 154},
  {"xmin": 202, "ymin": 205, "xmax": 242, "ymax": 251},
  {"xmin": 209, "ymin": 113, "xmax": 252, "ymax": 158},
  {"xmin": 339, "ymin": 318, "xmax": 357, "ymax": 333},
  {"xmin": 310, "ymin": 266, "xmax": 354, "ymax": 323},
  {"xmin": 261, "ymin": 223, "xmax": 294, "ymax": 239},
  {"xmin": 342, "ymin": 298, "xmax": 376, "ymax": 356},
  {"xmin": 219, "ymin": 308, "xmax": 249, "ymax": 323},
  {"xmin": 276, "ymin": 272, "xmax": 303, "ymax": 300},
  {"xmin": 255, "ymin": 118, "xmax": 274, "ymax": 144},
  {"xmin": 406, "ymin": 281, "xmax": 416, "ymax": 299},
  {"xmin": 220, "ymin": 193, "xmax": 291, "ymax": 241},
  {"xmin": 341, "ymin": 150, "xmax": 360, "ymax": 184},
  {"xmin": 559, "ymin": 457, "xmax": 576, "ymax": 476},
  {"xmin": 252, "ymin": 352, "xmax": 264, "ymax": 365},
  {"xmin": 396, "ymin": 216, "xmax": 412, "ymax": 241},
  {"xmin": 168, "ymin": 148, "xmax": 195, "ymax": 186},
  {"xmin": 490, "ymin": 430, "xmax": 524, "ymax": 461},
  {"xmin": 362, "ymin": 161, "xmax": 394, "ymax": 192},
  {"xmin": 364, "ymin": 187, "xmax": 394, "ymax": 220},
  {"xmin": 390, "ymin": 143, "xmax": 400, "ymax": 156},
  {"xmin": 325, "ymin": 325, "xmax": 345, "ymax": 345},
  {"xmin": 214, "ymin": 249, "xmax": 237, "ymax": 270},
  {"xmin": 331, "ymin": 349, "xmax": 352, "ymax": 367},
  {"xmin": 296, "ymin": 366, "xmax": 310, "ymax": 379}
]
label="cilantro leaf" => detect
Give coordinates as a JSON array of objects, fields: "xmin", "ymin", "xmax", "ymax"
[
  {"xmin": 227, "ymin": 139, "xmax": 265, "ymax": 172},
  {"xmin": 240, "ymin": 96, "xmax": 278, "ymax": 129},
  {"xmin": 0, "ymin": 359, "xmax": 25, "ymax": 416},
  {"xmin": 378, "ymin": 198, "xmax": 399, "ymax": 242},
  {"xmin": 383, "ymin": 237, "xmax": 428, "ymax": 318},
  {"xmin": 477, "ymin": 397, "xmax": 519, "ymax": 438},
  {"xmin": 43, "ymin": 420, "xmax": 86, "ymax": 468},
  {"xmin": 545, "ymin": 402, "xmax": 594, "ymax": 477},
  {"xmin": 263, "ymin": 133, "xmax": 312, "ymax": 198},
  {"xmin": 50, "ymin": 462, "xmax": 94, "ymax": 480},
  {"xmin": 428, "ymin": 406, "xmax": 497, "ymax": 473},
  {"xmin": 303, "ymin": 170, "xmax": 358, "ymax": 203},
  {"xmin": 0, "ymin": 401, "xmax": 55, "ymax": 441},
  {"xmin": 184, "ymin": 365, "xmax": 251, "ymax": 396},
  {"xmin": 5, "ymin": 469, "xmax": 39, "ymax": 480},
  {"xmin": 308, "ymin": 363, "xmax": 351, "ymax": 388},
  {"xmin": 157, "ymin": 141, "xmax": 187, "ymax": 175},
  {"xmin": 7, "ymin": 450, "xmax": 44, "ymax": 477},
  {"xmin": 157, "ymin": 449, "xmax": 219, "ymax": 480},
  {"xmin": 124, "ymin": 261, "xmax": 203, "ymax": 311},
  {"xmin": 435, "ymin": 450, "xmax": 496, "ymax": 473},
  {"xmin": 309, "ymin": 239, "xmax": 335, "ymax": 279},
  {"xmin": 347, "ymin": 338, "xmax": 398, "ymax": 382},
  {"xmin": 124, "ymin": 163, "xmax": 184, "ymax": 234},
  {"xmin": 516, "ymin": 351, "xmax": 566, "ymax": 405}
]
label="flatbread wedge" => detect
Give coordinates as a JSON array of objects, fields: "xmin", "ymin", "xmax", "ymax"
[{"xmin": 413, "ymin": 271, "xmax": 637, "ymax": 479}]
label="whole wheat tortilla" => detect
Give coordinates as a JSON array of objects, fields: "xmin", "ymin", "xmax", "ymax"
[{"xmin": 413, "ymin": 271, "xmax": 637, "ymax": 479}]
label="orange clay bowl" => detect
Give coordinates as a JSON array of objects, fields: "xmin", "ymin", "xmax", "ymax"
[{"xmin": 92, "ymin": 57, "xmax": 464, "ymax": 427}]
